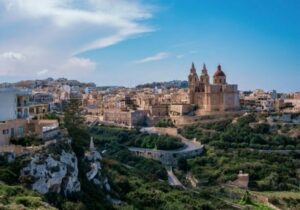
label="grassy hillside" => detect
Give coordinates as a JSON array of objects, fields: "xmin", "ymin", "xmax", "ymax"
[{"xmin": 0, "ymin": 182, "xmax": 57, "ymax": 210}]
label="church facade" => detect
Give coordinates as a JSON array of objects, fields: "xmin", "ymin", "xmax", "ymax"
[{"xmin": 188, "ymin": 63, "xmax": 240, "ymax": 113}]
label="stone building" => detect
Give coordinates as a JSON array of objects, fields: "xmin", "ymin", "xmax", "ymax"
[
  {"xmin": 149, "ymin": 104, "xmax": 169, "ymax": 117},
  {"xmin": 188, "ymin": 63, "xmax": 240, "ymax": 114},
  {"xmin": 169, "ymin": 104, "xmax": 194, "ymax": 116},
  {"xmin": 103, "ymin": 110, "xmax": 146, "ymax": 127}
]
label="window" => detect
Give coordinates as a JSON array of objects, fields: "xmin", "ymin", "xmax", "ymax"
[
  {"xmin": 11, "ymin": 128, "xmax": 15, "ymax": 137},
  {"xmin": 18, "ymin": 127, "xmax": 24, "ymax": 136},
  {"xmin": 2, "ymin": 129, "xmax": 9, "ymax": 135}
]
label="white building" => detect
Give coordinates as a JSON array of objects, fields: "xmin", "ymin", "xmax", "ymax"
[
  {"xmin": 0, "ymin": 88, "xmax": 31, "ymax": 121},
  {"xmin": 0, "ymin": 88, "xmax": 31, "ymax": 145},
  {"xmin": 0, "ymin": 88, "xmax": 59, "ymax": 145},
  {"xmin": 260, "ymin": 99, "xmax": 275, "ymax": 112},
  {"xmin": 284, "ymin": 99, "xmax": 300, "ymax": 112}
]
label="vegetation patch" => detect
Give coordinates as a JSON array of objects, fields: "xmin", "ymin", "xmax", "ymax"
[
  {"xmin": 181, "ymin": 114, "xmax": 300, "ymax": 150},
  {"xmin": 0, "ymin": 182, "xmax": 56, "ymax": 210},
  {"xmin": 90, "ymin": 125, "xmax": 184, "ymax": 150}
]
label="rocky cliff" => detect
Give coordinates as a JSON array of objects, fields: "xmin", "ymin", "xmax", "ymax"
[{"xmin": 19, "ymin": 140, "xmax": 81, "ymax": 196}]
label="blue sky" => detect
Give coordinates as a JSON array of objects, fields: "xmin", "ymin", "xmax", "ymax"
[{"xmin": 0, "ymin": 0, "xmax": 299, "ymax": 92}]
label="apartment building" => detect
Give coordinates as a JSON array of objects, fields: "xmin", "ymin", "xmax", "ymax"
[{"xmin": 0, "ymin": 88, "xmax": 58, "ymax": 145}]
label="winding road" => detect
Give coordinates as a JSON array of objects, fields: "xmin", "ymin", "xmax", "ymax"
[{"xmin": 131, "ymin": 127, "xmax": 204, "ymax": 188}]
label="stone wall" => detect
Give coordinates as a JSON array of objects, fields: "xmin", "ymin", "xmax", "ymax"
[
  {"xmin": 0, "ymin": 139, "xmax": 58, "ymax": 157},
  {"xmin": 103, "ymin": 110, "xmax": 146, "ymax": 127},
  {"xmin": 142, "ymin": 127, "xmax": 178, "ymax": 136},
  {"xmin": 171, "ymin": 111, "xmax": 243, "ymax": 126},
  {"xmin": 129, "ymin": 146, "xmax": 204, "ymax": 166}
]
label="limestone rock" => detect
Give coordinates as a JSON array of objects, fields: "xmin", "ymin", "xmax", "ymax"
[
  {"xmin": 20, "ymin": 142, "xmax": 80, "ymax": 196},
  {"xmin": 84, "ymin": 142, "xmax": 121, "ymax": 204},
  {"xmin": 103, "ymin": 177, "xmax": 111, "ymax": 192},
  {"xmin": 84, "ymin": 148, "xmax": 110, "ymax": 191},
  {"xmin": 84, "ymin": 149, "xmax": 102, "ymax": 181}
]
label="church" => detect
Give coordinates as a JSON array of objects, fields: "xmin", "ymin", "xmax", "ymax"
[{"xmin": 188, "ymin": 63, "xmax": 240, "ymax": 114}]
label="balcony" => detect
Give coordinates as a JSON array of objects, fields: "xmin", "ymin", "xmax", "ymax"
[
  {"xmin": 17, "ymin": 108, "xmax": 29, "ymax": 119},
  {"xmin": 17, "ymin": 98, "xmax": 30, "ymax": 107}
]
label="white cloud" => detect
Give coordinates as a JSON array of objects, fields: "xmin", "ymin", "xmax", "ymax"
[
  {"xmin": 56, "ymin": 57, "xmax": 96, "ymax": 78},
  {"xmin": 74, "ymin": 26, "xmax": 153, "ymax": 55},
  {"xmin": 0, "ymin": 0, "xmax": 154, "ymax": 78},
  {"xmin": 37, "ymin": 69, "xmax": 49, "ymax": 76},
  {"xmin": 0, "ymin": 52, "xmax": 25, "ymax": 61},
  {"xmin": 1, "ymin": 0, "xmax": 154, "ymax": 53},
  {"xmin": 134, "ymin": 52, "xmax": 169, "ymax": 64},
  {"xmin": 60, "ymin": 57, "xmax": 96, "ymax": 72},
  {"xmin": 4, "ymin": 0, "xmax": 152, "ymax": 28},
  {"xmin": 0, "ymin": 52, "xmax": 27, "ymax": 76}
]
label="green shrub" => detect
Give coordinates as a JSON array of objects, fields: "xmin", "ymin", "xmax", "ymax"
[
  {"xmin": 155, "ymin": 119, "xmax": 175, "ymax": 128},
  {"xmin": 14, "ymin": 196, "xmax": 44, "ymax": 208}
]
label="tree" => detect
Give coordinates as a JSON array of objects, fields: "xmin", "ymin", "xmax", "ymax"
[
  {"xmin": 155, "ymin": 119, "xmax": 175, "ymax": 128},
  {"xmin": 253, "ymin": 123, "xmax": 270, "ymax": 134},
  {"xmin": 64, "ymin": 99, "xmax": 85, "ymax": 130},
  {"xmin": 64, "ymin": 99, "xmax": 88, "ymax": 157},
  {"xmin": 177, "ymin": 157, "xmax": 189, "ymax": 172}
]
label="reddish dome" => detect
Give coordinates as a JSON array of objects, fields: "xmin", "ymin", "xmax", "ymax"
[{"xmin": 213, "ymin": 65, "xmax": 226, "ymax": 77}]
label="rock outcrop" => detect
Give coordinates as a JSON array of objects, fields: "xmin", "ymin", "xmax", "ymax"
[
  {"xmin": 84, "ymin": 142, "xmax": 122, "ymax": 204},
  {"xmin": 84, "ymin": 141, "xmax": 109, "ymax": 187},
  {"xmin": 20, "ymin": 141, "xmax": 81, "ymax": 196},
  {"xmin": 85, "ymin": 149, "xmax": 102, "ymax": 182}
]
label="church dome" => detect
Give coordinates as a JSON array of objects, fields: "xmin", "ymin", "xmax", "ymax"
[{"xmin": 213, "ymin": 65, "xmax": 226, "ymax": 77}]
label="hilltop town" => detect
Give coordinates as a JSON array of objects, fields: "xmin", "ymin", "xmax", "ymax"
[
  {"xmin": 0, "ymin": 64, "xmax": 300, "ymax": 209},
  {"xmin": 1, "ymin": 63, "xmax": 299, "ymax": 133}
]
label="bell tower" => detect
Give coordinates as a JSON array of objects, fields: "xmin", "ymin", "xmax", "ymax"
[
  {"xmin": 188, "ymin": 62, "xmax": 199, "ymax": 104},
  {"xmin": 200, "ymin": 64, "xmax": 210, "ymax": 85}
]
